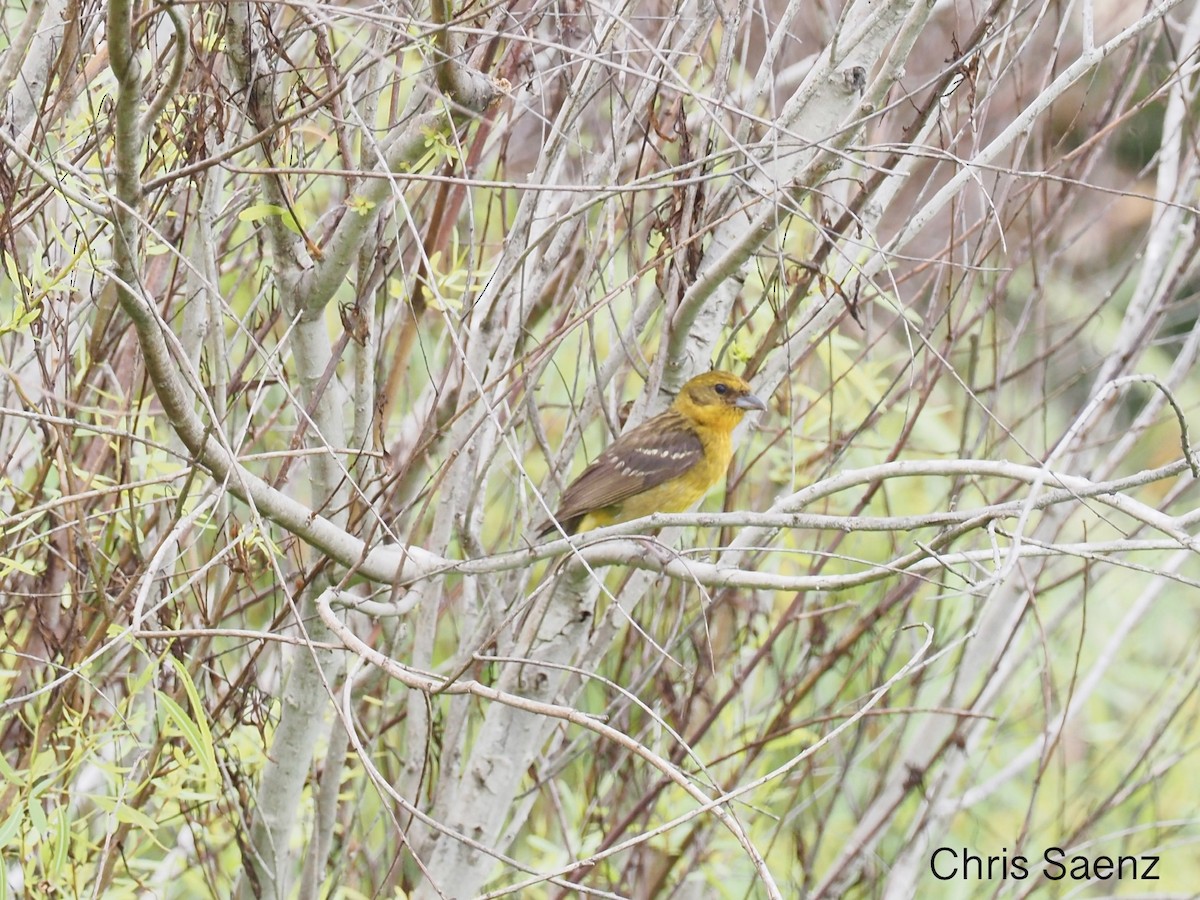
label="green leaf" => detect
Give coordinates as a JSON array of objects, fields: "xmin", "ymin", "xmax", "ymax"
[
  {"xmin": 163, "ymin": 657, "xmax": 220, "ymax": 787},
  {"xmin": 90, "ymin": 795, "xmax": 160, "ymax": 834},
  {"xmin": 0, "ymin": 747, "xmax": 20, "ymax": 784},
  {"xmin": 26, "ymin": 798, "xmax": 47, "ymax": 837},
  {"xmin": 49, "ymin": 807, "xmax": 68, "ymax": 878},
  {"xmin": 29, "ymin": 750, "xmax": 59, "ymax": 789},
  {"xmin": 0, "ymin": 299, "xmax": 43, "ymax": 338},
  {"xmin": 345, "ymin": 194, "xmax": 376, "ymax": 216},
  {"xmin": 237, "ymin": 203, "xmax": 290, "ymax": 223},
  {"xmin": 0, "ymin": 807, "xmax": 24, "ymax": 849},
  {"xmin": 0, "ymin": 552, "xmax": 39, "ymax": 578},
  {"xmin": 237, "ymin": 203, "xmax": 304, "ymax": 235}
]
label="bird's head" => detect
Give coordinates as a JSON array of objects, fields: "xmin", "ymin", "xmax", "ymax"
[{"xmin": 672, "ymin": 370, "xmax": 767, "ymax": 428}]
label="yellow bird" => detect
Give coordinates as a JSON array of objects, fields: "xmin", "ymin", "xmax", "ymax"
[{"xmin": 538, "ymin": 371, "xmax": 766, "ymax": 536}]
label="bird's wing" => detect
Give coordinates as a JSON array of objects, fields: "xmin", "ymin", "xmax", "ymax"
[{"xmin": 550, "ymin": 414, "xmax": 704, "ymax": 523}]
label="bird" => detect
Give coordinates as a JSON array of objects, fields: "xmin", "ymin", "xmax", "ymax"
[{"xmin": 537, "ymin": 370, "xmax": 766, "ymax": 537}]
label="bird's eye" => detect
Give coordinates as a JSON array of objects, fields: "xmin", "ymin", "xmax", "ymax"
[{"xmin": 714, "ymin": 383, "xmax": 729, "ymax": 395}]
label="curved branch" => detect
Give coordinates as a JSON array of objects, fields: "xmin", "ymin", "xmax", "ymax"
[
  {"xmin": 316, "ymin": 589, "xmax": 783, "ymax": 899},
  {"xmin": 138, "ymin": 3, "xmax": 188, "ymax": 136}
]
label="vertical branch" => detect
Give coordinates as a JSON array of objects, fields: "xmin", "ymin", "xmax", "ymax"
[{"xmin": 662, "ymin": 0, "xmax": 928, "ymax": 389}]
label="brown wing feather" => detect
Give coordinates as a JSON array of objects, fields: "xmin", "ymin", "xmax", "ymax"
[{"xmin": 540, "ymin": 412, "xmax": 703, "ymax": 535}]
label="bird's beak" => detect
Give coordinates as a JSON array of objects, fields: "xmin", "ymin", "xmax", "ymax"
[{"xmin": 735, "ymin": 393, "xmax": 767, "ymax": 412}]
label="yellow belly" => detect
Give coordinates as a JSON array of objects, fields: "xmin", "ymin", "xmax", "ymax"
[{"xmin": 577, "ymin": 430, "xmax": 732, "ymax": 533}]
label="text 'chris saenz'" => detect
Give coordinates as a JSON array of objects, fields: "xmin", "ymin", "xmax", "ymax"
[{"xmin": 930, "ymin": 846, "xmax": 1159, "ymax": 882}]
